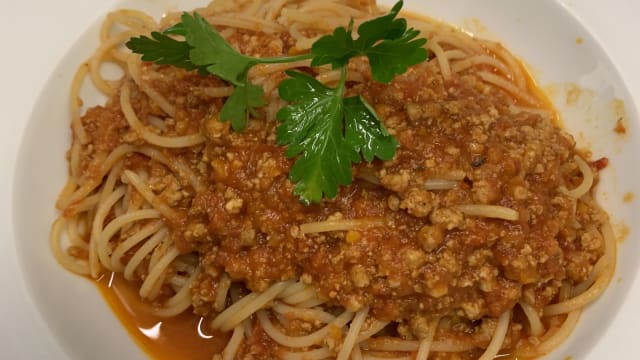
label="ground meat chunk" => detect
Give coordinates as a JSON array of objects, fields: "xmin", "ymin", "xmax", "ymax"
[{"xmin": 399, "ymin": 188, "xmax": 437, "ymax": 218}]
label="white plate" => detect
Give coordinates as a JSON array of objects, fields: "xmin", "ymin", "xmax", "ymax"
[{"xmin": 2, "ymin": 0, "xmax": 640, "ymax": 359}]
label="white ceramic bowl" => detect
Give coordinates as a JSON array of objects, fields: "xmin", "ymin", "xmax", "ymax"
[{"xmin": 13, "ymin": 0, "xmax": 640, "ymax": 359}]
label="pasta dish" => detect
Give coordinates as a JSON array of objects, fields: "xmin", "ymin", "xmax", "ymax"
[{"xmin": 50, "ymin": 0, "xmax": 615, "ymax": 359}]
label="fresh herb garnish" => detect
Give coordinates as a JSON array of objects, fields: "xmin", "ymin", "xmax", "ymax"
[
  {"xmin": 126, "ymin": 0, "xmax": 427, "ymax": 204},
  {"xmin": 127, "ymin": 12, "xmax": 312, "ymax": 131},
  {"xmin": 310, "ymin": 1, "xmax": 427, "ymax": 83},
  {"xmin": 276, "ymin": 70, "xmax": 399, "ymax": 203}
]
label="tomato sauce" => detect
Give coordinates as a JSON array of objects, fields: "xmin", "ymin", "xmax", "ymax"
[{"xmin": 95, "ymin": 273, "xmax": 227, "ymax": 360}]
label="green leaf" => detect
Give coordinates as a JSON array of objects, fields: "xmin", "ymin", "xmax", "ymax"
[
  {"xmin": 309, "ymin": 0, "xmax": 427, "ymax": 83},
  {"xmin": 276, "ymin": 71, "xmax": 338, "ymax": 154},
  {"xmin": 180, "ymin": 12, "xmax": 256, "ymax": 85},
  {"xmin": 366, "ymin": 29, "xmax": 428, "ymax": 83},
  {"xmin": 126, "ymin": 31, "xmax": 201, "ymax": 71},
  {"xmin": 164, "ymin": 22, "xmax": 186, "ymax": 36},
  {"xmin": 353, "ymin": 0, "xmax": 406, "ymax": 48},
  {"xmin": 220, "ymin": 81, "xmax": 265, "ymax": 132},
  {"xmin": 276, "ymin": 71, "xmax": 359, "ymax": 204},
  {"xmin": 344, "ymin": 96, "xmax": 398, "ymax": 162},
  {"xmin": 310, "ymin": 24, "xmax": 357, "ymax": 69}
]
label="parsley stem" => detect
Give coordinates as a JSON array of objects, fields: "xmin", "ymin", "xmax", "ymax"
[
  {"xmin": 257, "ymin": 53, "xmax": 314, "ymax": 64},
  {"xmin": 336, "ymin": 66, "xmax": 348, "ymax": 97}
]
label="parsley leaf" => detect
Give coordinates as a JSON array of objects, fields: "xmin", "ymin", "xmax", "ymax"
[
  {"xmin": 308, "ymin": 22, "xmax": 358, "ymax": 70},
  {"xmin": 276, "ymin": 72, "xmax": 399, "ymax": 204},
  {"xmin": 127, "ymin": 12, "xmax": 312, "ymax": 131},
  {"xmin": 128, "ymin": 13, "xmax": 261, "ymax": 85},
  {"xmin": 310, "ymin": 0, "xmax": 427, "ymax": 83},
  {"xmin": 179, "ymin": 12, "xmax": 257, "ymax": 85},
  {"xmin": 364, "ymin": 28, "xmax": 427, "ymax": 83},
  {"xmin": 125, "ymin": 30, "xmax": 201, "ymax": 71},
  {"xmin": 352, "ymin": 0, "xmax": 407, "ymax": 48},
  {"xmin": 177, "ymin": 12, "xmax": 268, "ymax": 131},
  {"xmin": 343, "ymin": 96, "xmax": 398, "ymax": 162},
  {"xmin": 276, "ymin": 71, "xmax": 359, "ymax": 204},
  {"xmin": 219, "ymin": 81, "xmax": 265, "ymax": 132}
]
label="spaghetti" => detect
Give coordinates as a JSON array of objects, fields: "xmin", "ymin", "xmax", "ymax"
[{"xmin": 51, "ymin": 0, "xmax": 615, "ymax": 359}]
